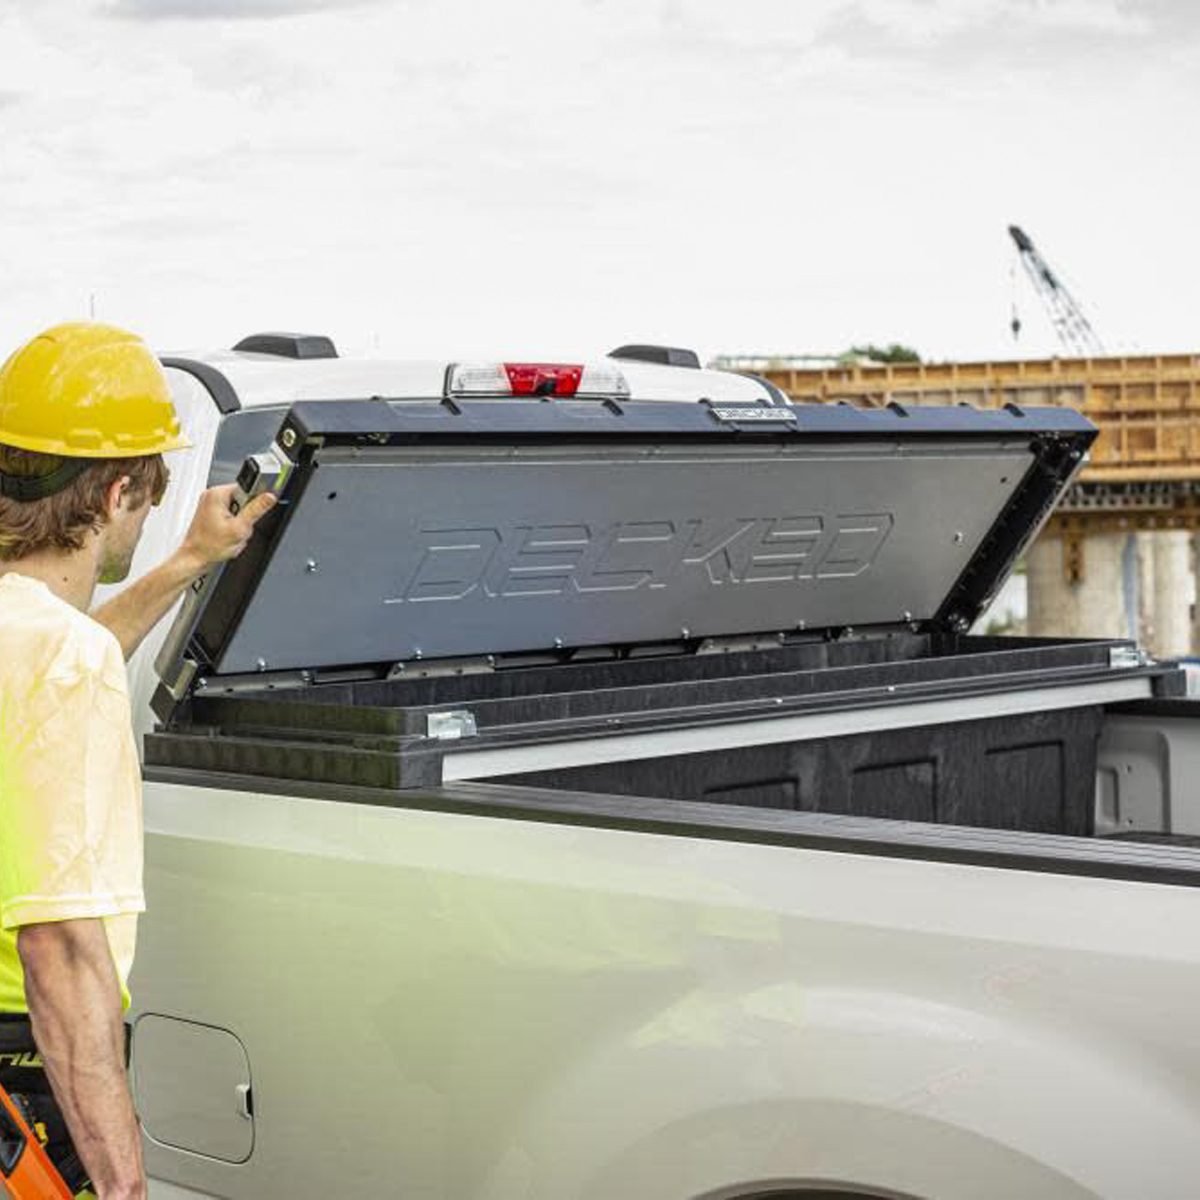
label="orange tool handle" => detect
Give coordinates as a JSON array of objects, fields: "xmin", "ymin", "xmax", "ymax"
[{"xmin": 0, "ymin": 1084, "xmax": 73, "ymax": 1199}]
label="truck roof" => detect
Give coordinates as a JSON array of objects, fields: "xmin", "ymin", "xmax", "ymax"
[{"xmin": 160, "ymin": 342, "xmax": 784, "ymax": 412}]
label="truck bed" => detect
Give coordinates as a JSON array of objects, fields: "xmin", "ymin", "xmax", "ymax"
[{"xmin": 136, "ymin": 737, "xmax": 1200, "ymax": 1199}]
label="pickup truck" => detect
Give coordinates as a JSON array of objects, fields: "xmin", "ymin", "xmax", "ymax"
[{"xmin": 106, "ymin": 334, "xmax": 1200, "ymax": 1200}]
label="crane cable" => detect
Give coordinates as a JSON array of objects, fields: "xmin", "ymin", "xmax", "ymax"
[{"xmin": 1009, "ymin": 256, "xmax": 1022, "ymax": 343}]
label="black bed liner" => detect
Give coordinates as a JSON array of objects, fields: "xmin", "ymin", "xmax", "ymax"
[{"xmin": 146, "ymin": 631, "xmax": 1182, "ymax": 835}]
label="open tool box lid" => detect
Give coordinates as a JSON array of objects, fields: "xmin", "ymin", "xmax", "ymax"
[
  {"xmin": 152, "ymin": 396, "xmax": 1099, "ymax": 708},
  {"xmin": 146, "ymin": 396, "xmax": 1188, "ymax": 799}
]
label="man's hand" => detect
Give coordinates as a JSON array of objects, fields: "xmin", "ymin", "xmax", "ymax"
[
  {"xmin": 19, "ymin": 920, "xmax": 145, "ymax": 1200},
  {"xmin": 93, "ymin": 485, "xmax": 277, "ymax": 660},
  {"xmin": 178, "ymin": 484, "xmax": 278, "ymax": 575}
]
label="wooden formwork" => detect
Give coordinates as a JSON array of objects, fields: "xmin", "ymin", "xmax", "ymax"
[{"xmin": 761, "ymin": 354, "xmax": 1200, "ymax": 485}]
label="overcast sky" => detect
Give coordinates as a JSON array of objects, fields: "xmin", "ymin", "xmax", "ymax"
[{"xmin": 1, "ymin": 0, "xmax": 1197, "ymax": 365}]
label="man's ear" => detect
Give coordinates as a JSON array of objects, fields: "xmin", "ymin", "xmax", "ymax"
[{"xmin": 104, "ymin": 475, "xmax": 132, "ymax": 519}]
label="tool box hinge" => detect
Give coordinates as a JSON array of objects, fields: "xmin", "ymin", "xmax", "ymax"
[
  {"xmin": 426, "ymin": 711, "xmax": 479, "ymax": 741},
  {"xmin": 389, "ymin": 655, "xmax": 496, "ymax": 680}
]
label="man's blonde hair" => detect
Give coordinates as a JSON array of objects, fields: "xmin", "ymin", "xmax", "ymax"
[{"xmin": 0, "ymin": 445, "xmax": 168, "ymax": 561}]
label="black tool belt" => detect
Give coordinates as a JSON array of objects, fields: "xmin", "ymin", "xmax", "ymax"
[
  {"xmin": 0, "ymin": 1013, "xmax": 130, "ymax": 1076},
  {"xmin": 0, "ymin": 1014, "xmax": 44, "ymax": 1095}
]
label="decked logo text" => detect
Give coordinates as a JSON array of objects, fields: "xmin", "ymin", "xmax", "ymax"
[{"xmin": 386, "ymin": 513, "xmax": 894, "ymax": 603}]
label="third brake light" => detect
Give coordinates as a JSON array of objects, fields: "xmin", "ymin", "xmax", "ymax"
[{"xmin": 447, "ymin": 362, "xmax": 630, "ymax": 399}]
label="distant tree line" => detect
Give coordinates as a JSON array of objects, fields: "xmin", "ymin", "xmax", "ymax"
[{"xmin": 840, "ymin": 343, "xmax": 921, "ymax": 364}]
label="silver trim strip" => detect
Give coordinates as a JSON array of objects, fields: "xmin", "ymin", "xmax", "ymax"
[{"xmin": 442, "ymin": 677, "xmax": 1153, "ymax": 781}]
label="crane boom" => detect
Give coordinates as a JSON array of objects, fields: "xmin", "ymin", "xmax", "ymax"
[{"xmin": 1008, "ymin": 224, "xmax": 1105, "ymax": 357}]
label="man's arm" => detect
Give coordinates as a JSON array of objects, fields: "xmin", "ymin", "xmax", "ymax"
[
  {"xmin": 93, "ymin": 485, "xmax": 277, "ymax": 660},
  {"xmin": 18, "ymin": 919, "xmax": 144, "ymax": 1200}
]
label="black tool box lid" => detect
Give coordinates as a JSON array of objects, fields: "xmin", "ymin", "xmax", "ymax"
[{"xmin": 156, "ymin": 397, "xmax": 1095, "ymax": 696}]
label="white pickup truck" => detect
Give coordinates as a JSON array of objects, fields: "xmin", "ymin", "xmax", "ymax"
[{"xmin": 108, "ymin": 334, "xmax": 1200, "ymax": 1200}]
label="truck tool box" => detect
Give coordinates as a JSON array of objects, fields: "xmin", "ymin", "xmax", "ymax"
[{"xmin": 145, "ymin": 396, "xmax": 1181, "ymax": 836}]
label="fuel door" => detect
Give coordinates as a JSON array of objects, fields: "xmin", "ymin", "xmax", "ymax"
[{"xmin": 131, "ymin": 1015, "xmax": 254, "ymax": 1163}]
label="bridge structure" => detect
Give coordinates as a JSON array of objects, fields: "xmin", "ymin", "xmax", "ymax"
[{"xmin": 728, "ymin": 353, "xmax": 1200, "ymax": 656}]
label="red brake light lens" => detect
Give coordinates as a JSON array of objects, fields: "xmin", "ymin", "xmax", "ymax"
[{"xmin": 503, "ymin": 363, "xmax": 584, "ymax": 397}]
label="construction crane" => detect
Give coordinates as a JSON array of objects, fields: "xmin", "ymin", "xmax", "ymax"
[{"xmin": 1008, "ymin": 224, "xmax": 1105, "ymax": 357}]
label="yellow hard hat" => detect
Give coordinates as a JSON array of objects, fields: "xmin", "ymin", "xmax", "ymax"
[{"xmin": 0, "ymin": 322, "xmax": 191, "ymax": 458}]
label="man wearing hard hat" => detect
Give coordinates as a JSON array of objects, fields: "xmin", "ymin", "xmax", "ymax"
[{"xmin": 0, "ymin": 324, "xmax": 276, "ymax": 1199}]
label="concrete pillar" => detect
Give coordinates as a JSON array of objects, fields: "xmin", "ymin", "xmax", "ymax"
[
  {"xmin": 1149, "ymin": 531, "xmax": 1193, "ymax": 659},
  {"xmin": 1026, "ymin": 532, "xmax": 1132, "ymax": 639},
  {"xmin": 1136, "ymin": 534, "xmax": 1156, "ymax": 651},
  {"xmin": 1192, "ymin": 533, "xmax": 1200, "ymax": 655}
]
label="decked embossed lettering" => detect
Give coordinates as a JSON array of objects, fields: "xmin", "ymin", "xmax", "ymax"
[{"xmin": 388, "ymin": 513, "xmax": 894, "ymax": 603}]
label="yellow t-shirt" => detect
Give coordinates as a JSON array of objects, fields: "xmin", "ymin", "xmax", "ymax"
[{"xmin": 0, "ymin": 572, "xmax": 144, "ymax": 1012}]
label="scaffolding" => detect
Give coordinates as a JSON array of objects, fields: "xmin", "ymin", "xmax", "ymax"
[{"xmin": 752, "ymin": 353, "xmax": 1200, "ymax": 539}]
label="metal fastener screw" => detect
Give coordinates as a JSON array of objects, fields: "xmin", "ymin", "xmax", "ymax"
[
  {"xmin": 305, "ymin": 559, "xmax": 318, "ymax": 573},
  {"xmin": 680, "ymin": 627, "xmax": 691, "ymax": 639},
  {"xmin": 953, "ymin": 531, "xmax": 964, "ymax": 543},
  {"xmin": 554, "ymin": 637, "xmax": 564, "ymax": 650},
  {"xmin": 255, "ymin": 658, "xmax": 268, "ymax": 672},
  {"xmin": 903, "ymin": 610, "xmax": 913, "ymax": 622},
  {"xmin": 280, "ymin": 428, "xmax": 298, "ymax": 450}
]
